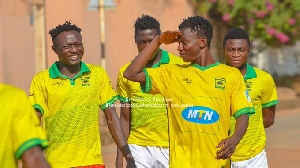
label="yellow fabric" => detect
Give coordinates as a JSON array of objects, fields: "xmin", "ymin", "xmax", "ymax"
[
  {"xmin": 117, "ymin": 51, "xmax": 186, "ymax": 147},
  {"xmin": 144, "ymin": 63, "xmax": 254, "ymax": 168},
  {"xmin": 29, "ymin": 62, "xmax": 117, "ymax": 168},
  {"xmin": 230, "ymin": 66, "xmax": 278, "ymax": 161},
  {"xmin": 0, "ymin": 84, "xmax": 48, "ymax": 168}
]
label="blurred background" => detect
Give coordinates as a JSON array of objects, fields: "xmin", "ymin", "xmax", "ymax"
[{"xmin": 0, "ymin": 0, "xmax": 299, "ymax": 167}]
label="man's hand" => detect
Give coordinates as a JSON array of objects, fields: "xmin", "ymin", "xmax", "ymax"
[
  {"xmin": 215, "ymin": 135, "xmax": 240, "ymax": 160},
  {"xmin": 158, "ymin": 30, "xmax": 181, "ymax": 45},
  {"xmin": 215, "ymin": 113, "xmax": 249, "ymax": 159},
  {"xmin": 125, "ymin": 153, "xmax": 136, "ymax": 168}
]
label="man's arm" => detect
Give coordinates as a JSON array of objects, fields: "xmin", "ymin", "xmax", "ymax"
[
  {"xmin": 116, "ymin": 104, "xmax": 131, "ymax": 168},
  {"xmin": 216, "ymin": 113, "xmax": 249, "ymax": 160},
  {"xmin": 21, "ymin": 146, "xmax": 50, "ymax": 168},
  {"xmin": 123, "ymin": 30, "xmax": 180, "ymax": 83},
  {"xmin": 263, "ymin": 105, "xmax": 276, "ymax": 128},
  {"xmin": 103, "ymin": 106, "xmax": 136, "ymax": 168}
]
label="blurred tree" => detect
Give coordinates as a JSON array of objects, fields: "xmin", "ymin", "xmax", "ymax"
[{"xmin": 189, "ymin": 0, "xmax": 300, "ymax": 48}]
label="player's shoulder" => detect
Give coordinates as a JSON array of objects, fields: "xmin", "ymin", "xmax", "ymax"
[
  {"xmin": 217, "ymin": 63, "xmax": 241, "ymax": 74},
  {"xmin": 85, "ymin": 63, "xmax": 107, "ymax": 74},
  {"xmin": 34, "ymin": 68, "xmax": 50, "ymax": 79},
  {"xmin": 168, "ymin": 52, "xmax": 188, "ymax": 65},
  {"xmin": 252, "ymin": 66, "xmax": 272, "ymax": 78},
  {"xmin": 119, "ymin": 62, "xmax": 131, "ymax": 72},
  {"xmin": 158, "ymin": 63, "xmax": 191, "ymax": 73},
  {"xmin": 85, "ymin": 63, "xmax": 103, "ymax": 70},
  {"xmin": 0, "ymin": 84, "xmax": 27, "ymax": 99}
]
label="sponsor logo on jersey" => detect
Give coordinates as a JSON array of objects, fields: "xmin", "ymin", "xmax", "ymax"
[
  {"xmin": 181, "ymin": 106, "xmax": 219, "ymax": 124},
  {"xmin": 245, "ymin": 90, "xmax": 251, "ymax": 102},
  {"xmin": 215, "ymin": 78, "xmax": 226, "ymax": 90}
]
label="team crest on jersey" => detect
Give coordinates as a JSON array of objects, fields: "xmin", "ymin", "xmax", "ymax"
[
  {"xmin": 81, "ymin": 76, "xmax": 91, "ymax": 86},
  {"xmin": 215, "ymin": 78, "xmax": 226, "ymax": 90},
  {"xmin": 245, "ymin": 82, "xmax": 252, "ymax": 92},
  {"xmin": 181, "ymin": 106, "xmax": 219, "ymax": 124}
]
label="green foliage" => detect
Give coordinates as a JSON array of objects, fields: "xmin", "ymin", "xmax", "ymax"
[{"xmin": 190, "ymin": 0, "xmax": 300, "ymax": 47}]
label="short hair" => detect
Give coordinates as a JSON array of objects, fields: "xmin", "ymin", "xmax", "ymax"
[
  {"xmin": 49, "ymin": 21, "xmax": 82, "ymax": 46},
  {"xmin": 178, "ymin": 16, "xmax": 213, "ymax": 48},
  {"xmin": 223, "ymin": 28, "xmax": 251, "ymax": 49},
  {"xmin": 134, "ymin": 14, "xmax": 161, "ymax": 39}
]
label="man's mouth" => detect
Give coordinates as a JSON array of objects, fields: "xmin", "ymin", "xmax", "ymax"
[{"xmin": 69, "ymin": 55, "xmax": 80, "ymax": 60}]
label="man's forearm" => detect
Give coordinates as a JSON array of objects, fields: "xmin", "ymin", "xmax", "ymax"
[
  {"xmin": 22, "ymin": 146, "xmax": 50, "ymax": 168},
  {"xmin": 232, "ymin": 114, "xmax": 249, "ymax": 141},
  {"xmin": 263, "ymin": 105, "xmax": 276, "ymax": 128},
  {"xmin": 103, "ymin": 107, "xmax": 132, "ymax": 158},
  {"xmin": 116, "ymin": 106, "xmax": 130, "ymax": 162}
]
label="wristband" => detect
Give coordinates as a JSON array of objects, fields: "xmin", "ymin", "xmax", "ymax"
[{"xmin": 121, "ymin": 144, "xmax": 131, "ymax": 155}]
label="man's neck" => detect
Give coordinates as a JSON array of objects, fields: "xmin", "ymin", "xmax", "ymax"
[
  {"xmin": 58, "ymin": 62, "xmax": 81, "ymax": 79},
  {"xmin": 146, "ymin": 49, "xmax": 162, "ymax": 68},
  {"xmin": 194, "ymin": 51, "xmax": 216, "ymax": 67},
  {"xmin": 239, "ymin": 64, "xmax": 247, "ymax": 77}
]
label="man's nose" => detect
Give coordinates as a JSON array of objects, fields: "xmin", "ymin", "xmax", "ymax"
[
  {"xmin": 232, "ymin": 50, "xmax": 240, "ymax": 57},
  {"xmin": 70, "ymin": 45, "xmax": 78, "ymax": 52},
  {"xmin": 177, "ymin": 42, "xmax": 183, "ymax": 51}
]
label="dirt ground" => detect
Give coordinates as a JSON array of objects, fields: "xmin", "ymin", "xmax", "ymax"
[{"xmin": 101, "ymin": 87, "xmax": 300, "ymax": 168}]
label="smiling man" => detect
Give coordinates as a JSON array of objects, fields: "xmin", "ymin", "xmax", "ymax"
[
  {"xmin": 29, "ymin": 21, "xmax": 136, "ymax": 168},
  {"xmin": 123, "ymin": 16, "xmax": 254, "ymax": 168},
  {"xmin": 223, "ymin": 28, "xmax": 278, "ymax": 168}
]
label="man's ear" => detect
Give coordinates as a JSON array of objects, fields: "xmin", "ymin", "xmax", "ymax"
[
  {"xmin": 198, "ymin": 37, "xmax": 207, "ymax": 48},
  {"xmin": 52, "ymin": 45, "xmax": 57, "ymax": 54}
]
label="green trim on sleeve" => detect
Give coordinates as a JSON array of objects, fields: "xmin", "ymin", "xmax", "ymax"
[
  {"xmin": 262, "ymin": 100, "xmax": 278, "ymax": 108},
  {"xmin": 15, "ymin": 139, "xmax": 49, "ymax": 159},
  {"xmin": 233, "ymin": 107, "xmax": 255, "ymax": 119},
  {"xmin": 118, "ymin": 95, "xmax": 130, "ymax": 103},
  {"xmin": 33, "ymin": 104, "xmax": 44, "ymax": 116},
  {"xmin": 140, "ymin": 69, "xmax": 152, "ymax": 93},
  {"xmin": 100, "ymin": 96, "xmax": 118, "ymax": 110}
]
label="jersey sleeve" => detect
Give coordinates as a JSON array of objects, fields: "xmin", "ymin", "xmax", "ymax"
[
  {"xmin": 116, "ymin": 67, "xmax": 131, "ymax": 103},
  {"xmin": 141, "ymin": 65, "xmax": 172, "ymax": 96},
  {"xmin": 29, "ymin": 75, "xmax": 46, "ymax": 115},
  {"xmin": 99, "ymin": 68, "xmax": 118, "ymax": 110},
  {"xmin": 13, "ymin": 90, "xmax": 48, "ymax": 159},
  {"xmin": 231, "ymin": 71, "xmax": 255, "ymax": 119},
  {"xmin": 261, "ymin": 74, "xmax": 278, "ymax": 108}
]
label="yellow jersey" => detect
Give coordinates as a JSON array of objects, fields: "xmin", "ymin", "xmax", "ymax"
[
  {"xmin": 230, "ymin": 64, "xmax": 278, "ymax": 161},
  {"xmin": 0, "ymin": 84, "xmax": 48, "ymax": 168},
  {"xmin": 143, "ymin": 62, "xmax": 254, "ymax": 168},
  {"xmin": 29, "ymin": 62, "xmax": 117, "ymax": 168},
  {"xmin": 117, "ymin": 49, "xmax": 186, "ymax": 147}
]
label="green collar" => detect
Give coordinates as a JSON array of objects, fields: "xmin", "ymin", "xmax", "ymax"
[
  {"xmin": 151, "ymin": 49, "xmax": 170, "ymax": 68},
  {"xmin": 191, "ymin": 62, "xmax": 220, "ymax": 71},
  {"xmin": 49, "ymin": 61, "xmax": 90, "ymax": 80},
  {"xmin": 244, "ymin": 63, "xmax": 257, "ymax": 81}
]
